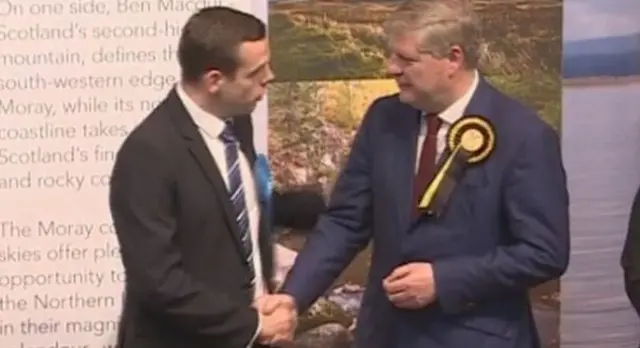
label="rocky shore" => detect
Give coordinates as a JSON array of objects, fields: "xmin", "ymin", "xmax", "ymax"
[{"xmin": 274, "ymin": 244, "xmax": 559, "ymax": 348}]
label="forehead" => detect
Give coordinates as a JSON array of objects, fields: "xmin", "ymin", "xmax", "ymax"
[
  {"xmin": 387, "ymin": 30, "xmax": 422, "ymax": 53},
  {"xmin": 236, "ymin": 39, "xmax": 270, "ymax": 70}
]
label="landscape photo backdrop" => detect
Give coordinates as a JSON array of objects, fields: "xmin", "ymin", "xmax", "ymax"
[
  {"xmin": 560, "ymin": 0, "xmax": 640, "ymax": 346},
  {"xmin": 267, "ymin": 1, "xmax": 563, "ymax": 347}
]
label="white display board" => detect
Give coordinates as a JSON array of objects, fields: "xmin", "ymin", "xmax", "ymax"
[{"xmin": 0, "ymin": 1, "xmax": 267, "ymax": 347}]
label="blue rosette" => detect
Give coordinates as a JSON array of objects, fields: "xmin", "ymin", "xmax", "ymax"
[{"xmin": 253, "ymin": 153, "xmax": 273, "ymax": 221}]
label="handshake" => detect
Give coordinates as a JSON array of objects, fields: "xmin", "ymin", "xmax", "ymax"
[{"xmin": 254, "ymin": 294, "xmax": 298, "ymax": 347}]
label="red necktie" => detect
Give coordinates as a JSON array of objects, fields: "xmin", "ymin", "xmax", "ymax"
[{"xmin": 413, "ymin": 113, "xmax": 442, "ymax": 216}]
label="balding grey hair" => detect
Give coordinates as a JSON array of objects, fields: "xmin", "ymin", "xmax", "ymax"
[{"xmin": 383, "ymin": 0, "xmax": 482, "ymax": 68}]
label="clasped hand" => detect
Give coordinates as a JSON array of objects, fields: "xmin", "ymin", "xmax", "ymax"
[{"xmin": 254, "ymin": 294, "xmax": 297, "ymax": 347}]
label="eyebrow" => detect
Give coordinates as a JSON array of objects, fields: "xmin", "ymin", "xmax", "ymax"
[
  {"xmin": 385, "ymin": 46, "xmax": 420, "ymax": 61},
  {"xmin": 248, "ymin": 61, "xmax": 268, "ymax": 75},
  {"xmin": 396, "ymin": 52, "xmax": 420, "ymax": 62}
]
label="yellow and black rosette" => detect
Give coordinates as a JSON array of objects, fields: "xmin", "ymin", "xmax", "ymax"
[
  {"xmin": 446, "ymin": 115, "xmax": 495, "ymax": 164},
  {"xmin": 417, "ymin": 115, "xmax": 496, "ymax": 215}
]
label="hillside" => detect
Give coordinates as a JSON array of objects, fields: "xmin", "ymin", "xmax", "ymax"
[
  {"xmin": 563, "ymin": 33, "xmax": 640, "ymax": 78},
  {"xmin": 269, "ymin": 0, "xmax": 562, "ymax": 79},
  {"xmin": 268, "ymin": 0, "xmax": 562, "ymax": 130}
]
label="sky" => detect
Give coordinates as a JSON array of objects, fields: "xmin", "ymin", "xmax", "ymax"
[{"xmin": 563, "ymin": 0, "xmax": 640, "ymax": 41}]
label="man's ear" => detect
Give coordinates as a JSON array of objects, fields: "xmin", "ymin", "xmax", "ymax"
[
  {"xmin": 202, "ymin": 69, "xmax": 224, "ymax": 94},
  {"xmin": 446, "ymin": 45, "xmax": 465, "ymax": 76}
]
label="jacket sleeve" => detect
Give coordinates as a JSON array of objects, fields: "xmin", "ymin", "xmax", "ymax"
[
  {"xmin": 622, "ymin": 186, "xmax": 640, "ymax": 316},
  {"xmin": 278, "ymin": 99, "xmax": 382, "ymax": 312}
]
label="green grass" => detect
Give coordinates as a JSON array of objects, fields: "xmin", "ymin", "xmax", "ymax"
[
  {"xmin": 486, "ymin": 73, "xmax": 561, "ymax": 131},
  {"xmin": 269, "ymin": 9, "xmax": 561, "ymax": 131},
  {"xmin": 270, "ymin": 13, "xmax": 386, "ymax": 81}
]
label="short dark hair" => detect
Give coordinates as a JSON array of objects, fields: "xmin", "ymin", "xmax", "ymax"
[{"xmin": 177, "ymin": 6, "xmax": 266, "ymax": 82}]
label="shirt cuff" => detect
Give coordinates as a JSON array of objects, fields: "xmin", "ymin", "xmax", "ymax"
[{"xmin": 246, "ymin": 311, "xmax": 261, "ymax": 348}]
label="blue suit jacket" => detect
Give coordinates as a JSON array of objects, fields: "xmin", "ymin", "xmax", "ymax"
[{"xmin": 280, "ymin": 78, "xmax": 569, "ymax": 348}]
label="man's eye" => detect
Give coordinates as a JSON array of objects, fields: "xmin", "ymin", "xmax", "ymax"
[{"xmin": 249, "ymin": 65, "xmax": 267, "ymax": 78}]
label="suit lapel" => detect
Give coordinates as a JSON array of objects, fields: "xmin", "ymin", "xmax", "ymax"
[
  {"xmin": 166, "ymin": 89, "xmax": 246, "ymax": 258},
  {"xmin": 457, "ymin": 76, "xmax": 496, "ymax": 185},
  {"xmin": 409, "ymin": 77, "xmax": 497, "ymax": 222},
  {"xmin": 231, "ymin": 116, "xmax": 256, "ymax": 163},
  {"xmin": 463, "ymin": 76, "xmax": 495, "ymax": 119},
  {"xmin": 389, "ymin": 104, "xmax": 422, "ymax": 234}
]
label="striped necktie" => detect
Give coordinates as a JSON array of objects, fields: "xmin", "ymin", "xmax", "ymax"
[{"xmin": 219, "ymin": 122, "xmax": 256, "ymax": 287}]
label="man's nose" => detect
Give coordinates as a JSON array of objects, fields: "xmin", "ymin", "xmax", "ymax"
[
  {"xmin": 386, "ymin": 60, "xmax": 402, "ymax": 76},
  {"xmin": 266, "ymin": 69, "xmax": 275, "ymax": 83}
]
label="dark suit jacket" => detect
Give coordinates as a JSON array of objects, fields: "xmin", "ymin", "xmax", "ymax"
[
  {"xmin": 109, "ymin": 88, "xmax": 325, "ymax": 348},
  {"xmin": 280, "ymin": 77, "xmax": 569, "ymax": 348},
  {"xmin": 622, "ymin": 186, "xmax": 640, "ymax": 317}
]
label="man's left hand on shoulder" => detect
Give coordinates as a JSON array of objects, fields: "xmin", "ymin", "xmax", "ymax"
[{"xmin": 383, "ymin": 262, "xmax": 436, "ymax": 309}]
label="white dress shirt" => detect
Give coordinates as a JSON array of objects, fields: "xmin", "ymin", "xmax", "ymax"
[
  {"xmin": 176, "ymin": 84, "xmax": 264, "ymax": 346},
  {"xmin": 415, "ymin": 70, "xmax": 480, "ymax": 170}
]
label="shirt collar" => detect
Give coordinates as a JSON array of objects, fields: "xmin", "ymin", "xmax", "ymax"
[
  {"xmin": 434, "ymin": 69, "xmax": 479, "ymax": 125},
  {"xmin": 175, "ymin": 83, "xmax": 226, "ymax": 139}
]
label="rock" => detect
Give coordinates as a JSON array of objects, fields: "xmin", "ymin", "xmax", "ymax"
[
  {"xmin": 273, "ymin": 244, "xmax": 298, "ymax": 286},
  {"xmin": 326, "ymin": 284, "xmax": 365, "ymax": 317},
  {"xmin": 272, "ymin": 245, "xmax": 360, "ymax": 338},
  {"xmin": 294, "ymin": 323, "xmax": 354, "ymax": 348},
  {"xmin": 298, "ymin": 297, "xmax": 353, "ymax": 333}
]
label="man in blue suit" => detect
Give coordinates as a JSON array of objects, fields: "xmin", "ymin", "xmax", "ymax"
[{"xmin": 258, "ymin": 1, "xmax": 569, "ymax": 347}]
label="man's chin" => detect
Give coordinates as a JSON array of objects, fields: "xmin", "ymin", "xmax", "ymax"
[
  {"xmin": 233, "ymin": 103, "xmax": 258, "ymax": 116},
  {"xmin": 397, "ymin": 90, "xmax": 417, "ymax": 105},
  {"xmin": 246, "ymin": 103, "xmax": 258, "ymax": 114}
]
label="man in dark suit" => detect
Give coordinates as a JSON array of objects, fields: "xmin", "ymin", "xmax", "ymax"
[
  {"xmin": 109, "ymin": 6, "xmax": 325, "ymax": 348},
  {"xmin": 258, "ymin": 1, "xmax": 569, "ymax": 348},
  {"xmin": 622, "ymin": 186, "xmax": 640, "ymax": 317}
]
